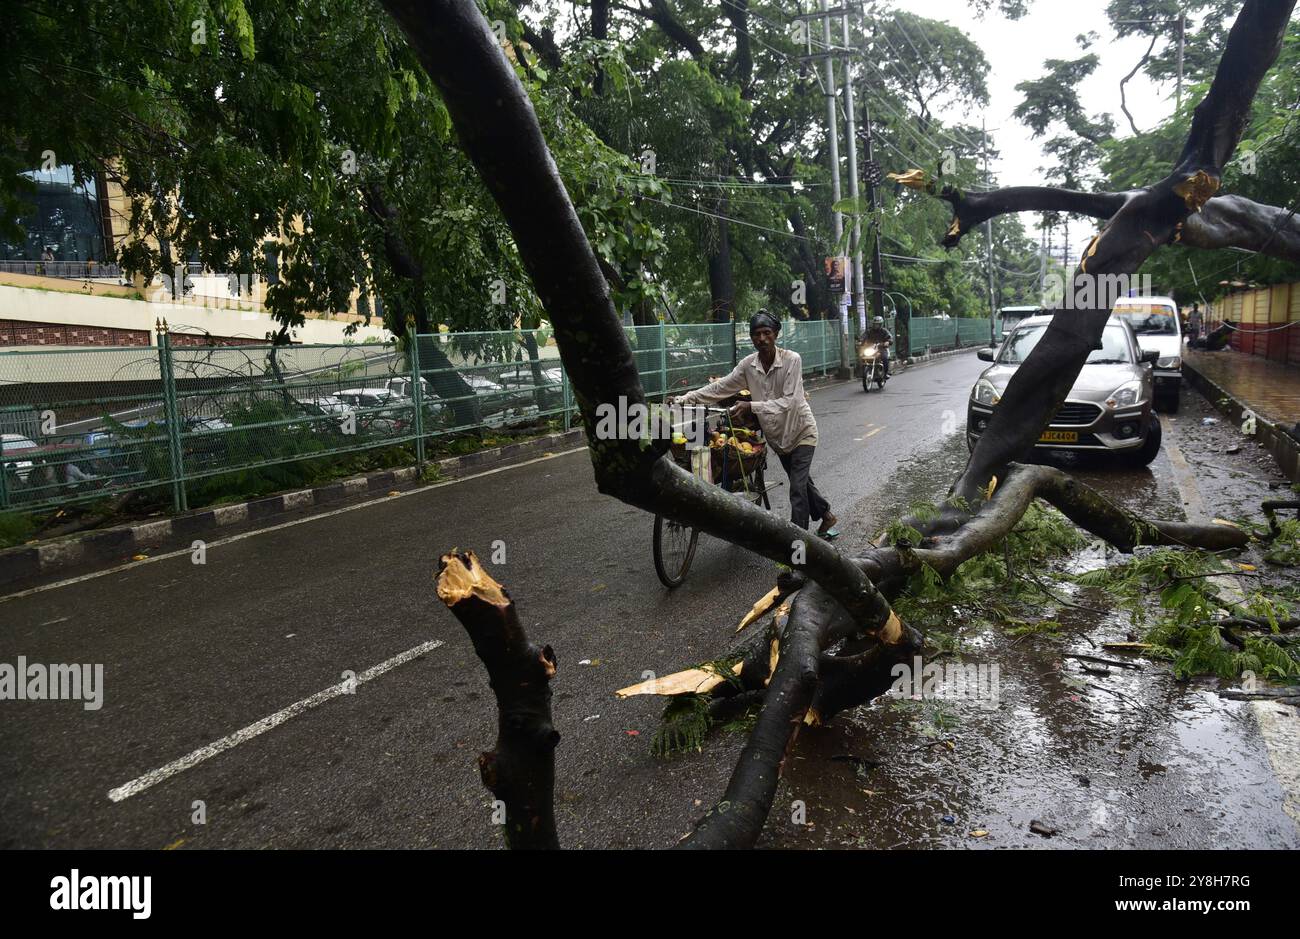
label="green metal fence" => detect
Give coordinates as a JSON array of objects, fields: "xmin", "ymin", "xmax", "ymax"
[
  {"xmin": 903, "ymin": 316, "xmax": 997, "ymax": 356},
  {"xmin": 1, "ymin": 318, "xmax": 844, "ymax": 516}
]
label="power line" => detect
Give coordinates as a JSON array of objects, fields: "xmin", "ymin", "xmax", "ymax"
[
  {"xmin": 877, "ymin": 12, "xmax": 988, "ymax": 154},
  {"xmin": 639, "ymin": 195, "xmax": 818, "ymax": 244}
]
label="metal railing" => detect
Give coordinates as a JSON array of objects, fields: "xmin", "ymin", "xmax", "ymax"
[
  {"xmin": 0, "ymin": 318, "xmax": 843, "ymax": 515},
  {"xmin": 903, "ymin": 316, "xmax": 997, "ymax": 357},
  {"xmin": 0, "ymin": 259, "xmax": 124, "ymax": 280}
]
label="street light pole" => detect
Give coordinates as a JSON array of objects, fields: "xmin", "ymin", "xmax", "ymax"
[
  {"xmin": 982, "ymin": 118, "xmax": 997, "ymax": 345},
  {"xmin": 841, "ymin": 13, "xmax": 867, "ymax": 337},
  {"xmin": 819, "ymin": 0, "xmax": 848, "ymax": 372}
]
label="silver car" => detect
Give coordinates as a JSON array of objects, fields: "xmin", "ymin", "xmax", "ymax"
[{"xmin": 967, "ymin": 315, "xmax": 1163, "ymax": 466}]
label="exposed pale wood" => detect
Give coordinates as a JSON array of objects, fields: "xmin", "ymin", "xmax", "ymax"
[
  {"xmin": 615, "ymin": 661, "xmax": 743, "ymax": 698},
  {"xmin": 737, "ymin": 586, "xmax": 782, "ymax": 632}
]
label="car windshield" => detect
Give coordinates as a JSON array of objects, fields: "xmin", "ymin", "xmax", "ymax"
[
  {"xmin": 1113, "ymin": 305, "xmax": 1178, "ymax": 335},
  {"xmin": 998, "ymin": 324, "xmax": 1131, "ymax": 365}
]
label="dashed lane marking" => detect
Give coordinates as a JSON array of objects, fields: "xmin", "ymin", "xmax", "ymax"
[{"xmin": 106, "ymin": 640, "xmax": 444, "ymax": 803}]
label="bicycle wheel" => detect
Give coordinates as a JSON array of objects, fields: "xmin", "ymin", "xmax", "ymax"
[{"xmin": 653, "ymin": 514, "xmax": 699, "ymax": 588}]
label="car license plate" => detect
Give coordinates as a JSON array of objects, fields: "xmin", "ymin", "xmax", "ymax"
[{"xmin": 1039, "ymin": 430, "xmax": 1078, "ymax": 443}]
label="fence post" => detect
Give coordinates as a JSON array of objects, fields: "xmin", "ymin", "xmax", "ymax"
[
  {"xmin": 659, "ymin": 323, "xmax": 668, "ymax": 399},
  {"xmin": 156, "ymin": 323, "xmax": 187, "ymax": 513},
  {"xmin": 408, "ymin": 330, "xmax": 425, "ymax": 466},
  {"xmin": 562, "ymin": 365, "xmax": 572, "ymax": 431},
  {"xmin": 731, "ymin": 317, "xmax": 738, "ymax": 368},
  {"xmin": 0, "ymin": 433, "xmax": 8, "ymax": 511}
]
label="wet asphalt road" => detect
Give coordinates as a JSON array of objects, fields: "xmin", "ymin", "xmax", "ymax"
[{"xmin": 1, "ymin": 350, "xmax": 1295, "ymax": 849}]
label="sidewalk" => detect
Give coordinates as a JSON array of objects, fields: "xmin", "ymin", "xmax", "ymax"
[
  {"xmin": 1184, "ymin": 347, "xmax": 1300, "ymax": 482},
  {"xmin": 1185, "ymin": 348, "xmax": 1300, "ymax": 426}
]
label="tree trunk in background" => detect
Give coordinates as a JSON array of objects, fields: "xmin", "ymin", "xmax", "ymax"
[
  {"xmin": 708, "ymin": 194, "xmax": 735, "ymax": 324},
  {"xmin": 520, "ymin": 330, "xmax": 548, "ymax": 412}
]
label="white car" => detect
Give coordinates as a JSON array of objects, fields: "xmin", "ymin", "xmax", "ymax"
[
  {"xmin": 385, "ymin": 377, "xmax": 429, "ymax": 400},
  {"xmin": 1, "ymin": 434, "xmax": 38, "ymax": 481},
  {"xmin": 334, "ymin": 388, "xmax": 397, "ymax": 409},
  {"xmin": 1111, "ymin": 296, "xmax": 1183, "ymax": 412},
  {"xmin": 497, "ymin": 365, "xmax": 562, "ymax": 389},
  {"xmin": 302, "ymin": 395, "xmax": 349, "ymax": 415}
]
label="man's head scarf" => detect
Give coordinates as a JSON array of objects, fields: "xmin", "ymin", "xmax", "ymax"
[{"xmin": 749, "ymin": 310, "xmax": 781, "ymax": 335}]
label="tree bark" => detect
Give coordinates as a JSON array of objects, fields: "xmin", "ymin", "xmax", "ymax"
[
  {"xmin": 435, "ymin": 550, "xmax": 560, "ymax": 849},
  {"xmin": 902, "ymin": 178, "xmax": 1300, "ymax": 266}
]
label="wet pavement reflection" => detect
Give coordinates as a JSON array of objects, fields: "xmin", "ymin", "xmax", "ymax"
[{"xmin": 760, "ymin": 396, "xmax": 1299, "ymax": 849}]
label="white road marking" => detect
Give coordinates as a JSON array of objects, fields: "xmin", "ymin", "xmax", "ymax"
[
  {"xmin": 0, "ymin": 447, "xmax": 588, "ymax": 604},
  {"xmin": 107, "ymin": 639, "xmax": 444, "ymax": 803},
  {"xmin": 864, "ymin": 427, "xmax": 884, "ymax": 439}
]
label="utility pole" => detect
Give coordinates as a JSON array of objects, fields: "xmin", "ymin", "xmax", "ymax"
[
  {"xmin": 1116, "ymin": 12, "xmax": 1187, "ymax": 110},
  {"xmin": 795, "ymin": 1, "xmax": 852, "ymax": 367},
  {"xmin": 862, "ymin": 97, "xmax": 886, "ymax": 331},
  {"xmin": 841, "ymin": 13, "xmax": 866, "ymax": 336},
  {"xmin": 1176, "ymin": 8, "xmax": 1186, "ymax": 110},
  {"xmin": 1038, "ymin": 216, "xmax": 1048, "ymax": 305},
  {"xmin": 819, "ymin": 0, "xmax": 845, "ymax": 361},
  {"xmin": 982, "ymin": 118, "xmax": 997, "ymax": 345}
]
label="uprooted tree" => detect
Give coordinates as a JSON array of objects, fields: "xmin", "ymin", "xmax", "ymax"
[{"xmin": 382, "ymin": 0, "xmax": 1295, "ymax": 848}]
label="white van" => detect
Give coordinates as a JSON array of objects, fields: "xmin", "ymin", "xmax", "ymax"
[{"xmin": 1111, "ymin": 296, "xmax": 1183, "ymax": 412}]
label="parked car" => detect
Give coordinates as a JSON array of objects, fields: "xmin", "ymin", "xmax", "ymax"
[
  {"xmin": 292, "ymin": 395, "xmax": 352, "ymax": 433},
  {"xmin": 385, "ymin": 377, "xmax": 428, "ymax": 400},
  {"xmin": 334, "ymin": 387, "xmax": 397, "ymax": 409},
  {"xmin": 967, "ymin": 315, "xmax": 1163, "ymax": 466},
  {"xmin": 334, "ymin": 388, "xmax": 413, "ymax": 435},
  {"xmin": 497, "ymin": 365, "xmax": 562, "ymax": 390},
  {"xmin": 1, "ymin": 433, "xmax": 38, "ymax": 482},
  {"xmin": 1111, "ymin": 296, "xmax": 1183, "ymax": 412},
  {"xmin": 497, "ymin": 365, "xmax": 564, "ymax": 411}
]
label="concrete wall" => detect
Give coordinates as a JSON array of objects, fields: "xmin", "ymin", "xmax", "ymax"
[
  {"xmin": 0, "ymin": 281, "xmax": 392, "ymax": 347},
  {"xmin": 1216, "ymin": 282, "xmax": 1300, "ymax": 365}
]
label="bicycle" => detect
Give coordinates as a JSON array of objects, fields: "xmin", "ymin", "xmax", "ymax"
[{"xmin": 653, "ymin": 404, "xmax": 773, "ymax": 588}]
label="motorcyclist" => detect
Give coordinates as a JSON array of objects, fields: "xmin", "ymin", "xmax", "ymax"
[{"xmin": 861, "ymin": 315, "xmax": 893, "ymax": 378}]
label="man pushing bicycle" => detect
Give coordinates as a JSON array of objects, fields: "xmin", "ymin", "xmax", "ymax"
[{"xmin": 672, "ymin": 311, "xmax": 839, "ymax": 539}]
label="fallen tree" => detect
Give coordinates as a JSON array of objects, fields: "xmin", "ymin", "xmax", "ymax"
[{"xmin": 387, "ymin": 0, "xmax": 1291, "ymax": 848}]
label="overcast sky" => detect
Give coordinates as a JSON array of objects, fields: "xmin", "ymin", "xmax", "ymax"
[{"xmin": 888, "ymin": 0, "xmax": 1180, "ymax": 187}]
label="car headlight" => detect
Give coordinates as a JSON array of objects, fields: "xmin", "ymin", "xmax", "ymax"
[
  {"xmin": 972, "ymin": 379, "xmax": 1000, "ymax": 406},
  {"xmin": 1156, "ymin": 355, "xmax": 1181, "ymax": 369},
  {"xmin": 1106, "ymin": 380, "xmax": 1144, "ymax": 409}
]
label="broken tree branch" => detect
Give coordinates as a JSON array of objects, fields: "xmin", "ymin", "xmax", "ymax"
[{"xmin": 435, "ymin": 550, "xmax": 560, "ymax": 850}]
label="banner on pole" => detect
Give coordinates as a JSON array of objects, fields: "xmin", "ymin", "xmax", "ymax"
[{"xmin": 824, "ymin": 256, "xmax": 849, "ymax": 293}]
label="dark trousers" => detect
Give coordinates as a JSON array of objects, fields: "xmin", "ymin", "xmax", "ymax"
[{"xmin": 777, "ymin": 444, "xmax": 830, "ymax": 530}]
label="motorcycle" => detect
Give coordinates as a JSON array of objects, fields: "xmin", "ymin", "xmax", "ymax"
[{"xmin": 858, "ymin": 340, "xmax": 889, "ymax": 392}]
